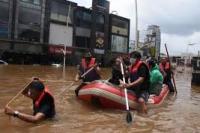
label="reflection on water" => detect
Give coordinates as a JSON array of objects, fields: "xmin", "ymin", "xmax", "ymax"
[{"xmin": 0, "ymin": 65, "xmax": 200, "ymax": 133}]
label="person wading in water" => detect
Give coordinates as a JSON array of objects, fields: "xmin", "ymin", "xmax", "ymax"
[
  {"xmin": 159, "ymin": 57, "xmax": 175, "ymax": 92},
  {"xmin": 5, "ymin": 78, "xmax": 55, "ymax": 123}
]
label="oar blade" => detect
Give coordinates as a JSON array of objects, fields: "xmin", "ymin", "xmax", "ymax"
[{"xmin": 126, "ymin": 111, "xmax": 132, "ymax": 123}]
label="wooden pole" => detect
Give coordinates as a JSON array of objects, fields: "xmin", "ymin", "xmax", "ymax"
[
  {"xmin": 164, "ymin": 43, "xmax": 177, "ymax": 93},
  {"xmin": 6, "ymin": 81, "xmax": 32, "ymax": 107}
]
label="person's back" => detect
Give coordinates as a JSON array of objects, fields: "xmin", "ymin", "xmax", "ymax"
[
  {"xmin": 149, "ymin": 64, "xmax": 163, "ymax": 95},
  {"xmin": 33, "ymin": 92, "xmax": 55, "ymax": 118}
]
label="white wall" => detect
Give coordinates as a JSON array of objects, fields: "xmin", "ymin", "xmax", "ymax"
[{"xmin": 49, "ymin": 23, "xmax": 73, "ymax": 46}]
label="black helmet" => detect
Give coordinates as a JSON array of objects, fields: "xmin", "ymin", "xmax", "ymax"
[
  {"xmin": 29, "ymin": 80, "xmax": 44, "ymax": 92},
  {"xmin": 148, "ymin": 58, "xmax": 157, "ymax": 67},
  {"xmin": 129, "ymin": 51, "xmax": 141, "ymax": 59}
]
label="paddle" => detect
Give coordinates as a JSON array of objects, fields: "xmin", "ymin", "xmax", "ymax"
[
  {"xmin": 80, "ymin": 63, "xmax": 100, "ymax": 78},
  {"xmin": 61, "ymin": 63, "xmax": 100, "ymax": 96},
  {"xmin": 164, "ymin": 43, "xmax": 177, "ymax": 93},
  {"xmin": 120, "ymin": 61, "xmax": 132, "ymax": 123}
]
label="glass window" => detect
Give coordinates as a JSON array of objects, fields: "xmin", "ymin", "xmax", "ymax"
[
  {"xmin": 96, "ymin": 14, "xmax": 104, "ymax": 24},
  {"xmin": 112, "ymin": 17, "xmax": 128, "ymax": 29},
  {"xmin": 0, "ymin": 1, "xmax": 9, "ymax": 38},
  {"xmin": 97, "ymin": 0, "xmax": 106, "ymax": 7},
  {"xmin": 21, "ymin": 0, "xmax": 41, "ymax": 5},
  {"xmin": 18, "ymin": 5, "xmax": 41, "ymax": 41},
  {"xmin": 83, "ymin": 12, "xmax": 91, "ymax": 22},
  {"xmin": 75, "ymin": 36, "xmax": 90, "ymax": 48},
  {"xmin": 50, "ymin": 1, "xmax": 73, "ymax": 23},
  {"xmin": 18, "ymin": 25, "xmax": 40, "ymax": 42},
  {"xmin": 96, "ymin": 14, "xmax": 104, "ymax": 32},
  {"xmin": 111, "ymin": 35, "xmax": 128, "ymax": 53},
  {"xmin": 18, "ymin": 6, "xmax": 41, "ymax": 25},
  {"xmin": 75, "ymin": 10, "xmax": 91, "ymax": 28}
]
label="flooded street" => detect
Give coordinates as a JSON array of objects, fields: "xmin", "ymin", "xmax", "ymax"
[{"xmin": 0, "ymin": 65, "xmax": 200, "ymax": 133}]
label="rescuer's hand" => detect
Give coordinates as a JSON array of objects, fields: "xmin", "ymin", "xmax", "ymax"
[{"xmin": 4, "ymin": 105, "xmax": 15, "ymax": 116}]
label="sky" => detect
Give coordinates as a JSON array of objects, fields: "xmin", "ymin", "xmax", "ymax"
[{"xmin": 71, "ymin": 0, "xmax": 200, "ymax": 55}]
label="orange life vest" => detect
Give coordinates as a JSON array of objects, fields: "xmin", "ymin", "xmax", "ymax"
[
  {"xmin": 35, "ymin": 86, "xmax": 54, "ymax": 108},
  {"xmin": 81, "ymin": 58, "xmax": 96, "ymax": 69},
  {"xmin": 129, "ymin": 60, "xmax": 148, "ymax": 82},
  {"xmin": 130, "ymin": 60, "xmax": 144, "ymax": 73},
  {"xmin": 159, "ymin": 62, "xmax": 170, "ymax": 71}
]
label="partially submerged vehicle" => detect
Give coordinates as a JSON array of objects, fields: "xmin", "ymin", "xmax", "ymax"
[{"xmin": 0, "ymin": 60, "xmax": 8, "ymax": 65}]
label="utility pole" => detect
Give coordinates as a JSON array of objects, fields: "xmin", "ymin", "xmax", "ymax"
[
  {"xmin": 63, "ymin": 4, "xmax": 71, "ymax": 79},
  {"xmin": 135, "ymin": 0, "xmax": 138, "ymax": 49}
]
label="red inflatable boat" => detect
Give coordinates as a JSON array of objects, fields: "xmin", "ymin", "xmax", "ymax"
[{"xmin": 75, "ymin": 80, "xmax": 169, "ymax": 110}]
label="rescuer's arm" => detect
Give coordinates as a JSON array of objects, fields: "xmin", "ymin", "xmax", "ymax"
[{"xmin": 5, "ymin": 106, "xmax": 45, "ymax": 123}]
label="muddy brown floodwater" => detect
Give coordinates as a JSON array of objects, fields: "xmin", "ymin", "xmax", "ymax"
[{"xmin": 0, "ymin": 65, "xmax": 200, "ymax": 133}]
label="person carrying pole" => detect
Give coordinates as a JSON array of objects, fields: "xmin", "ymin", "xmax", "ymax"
[{"xmin": 4, "ymin": 78, "xmax": 55, "ymax": 123}]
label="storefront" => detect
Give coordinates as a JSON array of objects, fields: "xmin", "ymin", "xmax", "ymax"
[
  {"xmin": 109, "ymin": 14, "xmax": 130, "ymax": 54},
  {"xmin": 48, "ymin": 0, "xmax": 75, "ymax": 47}
]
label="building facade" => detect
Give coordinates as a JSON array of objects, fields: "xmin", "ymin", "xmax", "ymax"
[
  {"xmin": 0, "ymin": 0, "xmax": 130, "ymax": 65},
  {"xmin": 144, "ymin": 25, "xmax": 161, "ymax": 59}
]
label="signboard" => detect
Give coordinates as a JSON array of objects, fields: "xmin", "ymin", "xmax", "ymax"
[
  {"xmin": 112, "ymin": 26, "xmax": 128, "ymax": 36},
  {"xmin": 94, "ymin": 32, "xmax": 105, "ymax": 54},
  {"xmin": 94, "ymin": 48, "xmax": 104, "ymax": 54},
  {"xmin": 48, "ymin": 45, "xmax": 73, "ymax": 55}
]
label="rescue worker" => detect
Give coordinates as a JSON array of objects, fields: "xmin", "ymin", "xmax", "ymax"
[
  {"xmin": 75, "ymin": 52, "xmax": 101, "ymax": 82},
  {"xmin": 4, "ymin": 78, "xmax": 55, "ymax": 123},
  {"xmin": 148, "ymin": 58, "xmax": 163, "ymax": 96},
  {"xmin": 109, "ymin": 57, "xmax": 122, "ymax": 85},
  {"xmin": 159, "ymin": 57, "xmax": 174, "ymax": 92},
  {"xmin": 120, "ymin": 51, "xmax": 150, "ymax": 113},
  {"xmin": 109, "ymin": 56, "xmax": 129, "ymax": 85}
]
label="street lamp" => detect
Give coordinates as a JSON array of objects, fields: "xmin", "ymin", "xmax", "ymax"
[
  {"xmin": 186, "ymin": 43, "xmax": 200, "ymax": 65},
  {"xmin": 186, "ymin": 43, "xmax": 199, "ymax": 54},
  {"xmin": 111, "ymin": 11, "xmax": 118, "ymax": 15}
]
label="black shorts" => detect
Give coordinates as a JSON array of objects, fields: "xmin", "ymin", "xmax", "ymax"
[
  {"xmin": 128, "ymin": 89, "xmax": 149, "ymax": 103},
  {"xmin": 137, "ymin": 91, "xmax": 149, "ymax": 102}
]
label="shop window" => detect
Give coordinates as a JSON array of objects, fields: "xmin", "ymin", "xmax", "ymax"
[
  {"xmin": 0, "ymin": 1, "xmax": 9, "ymax": 38},
  {"xmin": 111, "ymin": 35, "xmax": 128, "ymax": 53}
]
